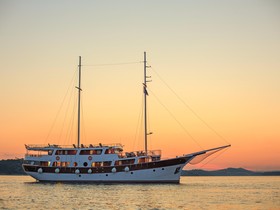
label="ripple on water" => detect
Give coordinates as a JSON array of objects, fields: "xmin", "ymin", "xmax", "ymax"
[{"xmin": 0, "ymin": 176, "xmax": 279, "ymax": 209}]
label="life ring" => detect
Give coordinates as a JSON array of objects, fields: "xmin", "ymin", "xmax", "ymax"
[
  {"xmin": 88, "ymin": 156, "xmax": 92, "ymax": 161},
  {"xmin": 56, "ymin": 156, "xmax": 60, "ymax": 161}
]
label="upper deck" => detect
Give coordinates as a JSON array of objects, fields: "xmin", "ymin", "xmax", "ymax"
[
  {"xmin": 24, "ymin": 143, "xmax": 162, "ymax": 167},
  {"xmin": 25, "ymin": 143, "xmax": 123, "ymax": 151}
]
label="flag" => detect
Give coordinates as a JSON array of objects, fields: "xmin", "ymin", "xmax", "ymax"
[{"xmin": 143, "ymin": 87, "xmax": 149, "ymax": 96}]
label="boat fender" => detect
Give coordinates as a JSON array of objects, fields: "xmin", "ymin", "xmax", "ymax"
[
  {"xmin": 56, "ymin": 156, "xmax": 60, "ymax": 161},
  {"xmin": 88, "ymin": 169, "xmax": 92, "ymax": 174},
  {"xmin": 38, "ymin": 168, "xmax": 43, "ymax": 174},
  {"xmin": 88, "ymin": 156, "xmax": 92, "ymax": 161},
  {"xmin": 124, "ymin": 167, "xmax": 129, "ymax": 172},
  {"xmin": 55, "ymin": 168, "xmax": 60, "ymax": 173},
  {"xmin": 111, "ymin": 167, "xmax": 117, "ymax": 173},
  {"xmin": 75, "ymin": 169, "xmax": 80, "ymax": 174}
]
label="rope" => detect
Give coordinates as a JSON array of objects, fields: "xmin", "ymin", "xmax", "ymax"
[
  {"xmin": 148, "ymin": 88, "xmax": 204, "ymax": 150},
  {"xmin": 199, "ymin": 146, "xmax": 230, "ymax": 169},
  {"xmin": 58, "ymin": 77, "xmax": 77, "ymax": 144},
  {"xmin": 83, "ymin": 61, "xmax": 142, "ymax": 67},
  {"xmin": 149, "ymin": 65, "xmax": 230, "ymax": 146},
  {"xmin": 44, "ymin": 69, "xmax": 77, "ymax": 144},
  {"xmin": 133, "ymin": 96, "xmax": 144, "ymax": 151},
  {"xmin": 81, "ymin": 94, "xmax": 87, "ymax": 145}
]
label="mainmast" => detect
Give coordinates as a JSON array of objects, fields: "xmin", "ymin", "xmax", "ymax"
[
  {"xmin": 76, "ymin": 56, "xmax": 82, "ymax": 148},
  {"xmin": 143, "ymin": 52, "xmax": 151, "ymax": 154}
]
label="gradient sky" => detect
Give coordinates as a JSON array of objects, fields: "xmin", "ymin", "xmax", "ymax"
[{"xmin": 1, "ymin": 0, "xmax": 279, "ymax": 171}]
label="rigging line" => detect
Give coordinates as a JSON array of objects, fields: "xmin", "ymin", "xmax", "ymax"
[
  {"xmin": 83, "ymin": 61, "xmax": 142, "ymax": 67},
  {"xmin": 58, "ymin": 85, "xmax": 75, "ymax": 142},
  {"xmin": 147, "ymin": 100, "xmax": 152, "ymax": 149},
  {"xmin": 133, "ymin": 96, "xmax": 144, "ymax": 151},
  {"xmin": 66, "ymin": 92, "xmax": 77, "ymax": 145},
  {"xmin": 139, "ymin": 101, "xmax": 144, "ymax": 150},
  {"xmin": 81, "ymin": 94, "xmax": 87, "ymax": 144},
  {"xmin": 199, "ymin": 146, "xmax": 230, "ymax": 169},
  {"xmin": 148, "ymin": 88, "xmax": 204, "ymax": 150},
  {"xmin": 44, "ymin": 69, "xmax": 77, "ymax": 144},
  {"xmin": 58, "ymin": 72, "xmax": 77, "ymax": 142},
  {"xmin": 149, "ymin": 65, "xmax": 230, "ymax": 145}
]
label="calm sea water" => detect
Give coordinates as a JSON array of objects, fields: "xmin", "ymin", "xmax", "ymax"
[{"xmin": 0, "ymin": 176, "xmax": 279, "ymax": 210}]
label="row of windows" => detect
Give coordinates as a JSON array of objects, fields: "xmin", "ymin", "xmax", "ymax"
[
  {"xmin": 53, "ymin": 149, "xmax": 117, "ymax": 156},
  {"xmin": 41, "ymin": 158, "xmax": 149, "ymax": 168},
  {"xmin": 51, "ymin": 161, "xmax": 112, "ymax": 167}
]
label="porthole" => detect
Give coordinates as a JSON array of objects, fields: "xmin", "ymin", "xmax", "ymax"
[
  {"xmin": 131, "ymin": 172, "xmax": 134, "ymax": 174},
  {"xmin": 83, "ymin": 162, "xmax": 88, "ymax": 167}
]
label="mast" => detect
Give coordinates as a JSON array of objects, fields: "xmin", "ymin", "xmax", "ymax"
[
  {"xmin": 143, "ymin": 52, "xmax": 152, "ymax": 154},
  {"xmin": 76, "ymin": 56, "xmax": 82, "ymax": 148},
  {"xmin": 144, "ymin": 52, "xmax": 147, "ymax": 154}
]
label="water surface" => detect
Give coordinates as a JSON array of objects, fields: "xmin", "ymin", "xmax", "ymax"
[{"xmin": 0, "ymin": 176, "xmax": 279, "ymax": 209}]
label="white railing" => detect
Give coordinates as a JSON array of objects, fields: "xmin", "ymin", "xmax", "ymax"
[
  {"xmin": 25, "ymin": 143, "xmax": 123, "ymax": 150},
  {"xmin": 25, "ymin": 154, "xmax": 49, "ymax": 158},
  {"xmin": 123, "ymin": 150, "xmax": 161, "ymax": 158}
]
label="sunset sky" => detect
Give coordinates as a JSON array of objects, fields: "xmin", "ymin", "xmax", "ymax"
[{"xmin": 1, "ymin": 0, "xmax": 279, "ymax": 171}]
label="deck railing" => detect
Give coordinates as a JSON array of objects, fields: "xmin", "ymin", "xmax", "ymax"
[
  {"xmin": 25, "ymin": 143, "xmax": 123, "ymax": 150},
  {"xmin": 123, "ymin": 149, "xmax": 161, "ymax": 158}
]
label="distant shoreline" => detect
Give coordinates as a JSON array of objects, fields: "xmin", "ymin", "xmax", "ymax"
[
  {"xmin": 181, "ymin": 168, "xmax": 280, "ymax": 176},
  {"xmin": 1, "ymin": 159, "xmax": 279, "ymax": 176}
]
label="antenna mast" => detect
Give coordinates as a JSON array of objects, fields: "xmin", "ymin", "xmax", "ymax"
[{"xmin": 76, "ymin": 56, "xmax": 82, "ymax": 148}]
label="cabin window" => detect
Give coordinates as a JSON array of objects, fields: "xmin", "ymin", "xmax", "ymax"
[
  {"xmin": 55, "ymin": 150, "xmax": 77, "ymax": 155},
  {"xmin": 26, "ymin": 151, "xmax": 49, "ymax": 157},
  {"xmin": 115, "ymin": 159, "xmax": 135, "ymax": 166},
  {"xmin": 138, "ymin": 158, "xmax": 147, "ymax": 163},
  {"xmin": 40, "ymin": 161, "xmax": 50, "ymax": 166},
  {"xmin": 48, "ymin": 150, "xmax": 53, "ymax": 155},
  {"xmin": 68, "ymin": 150, "xmax": 77, "ymax": 155},
  {"xmin": 61, "ymin": 162, "xmax": 70, "ymax": 167},
  {"xmin": 103, "ymin": 161, "xmax": 111, "ymax": 166},
  {"xmin": 56, "ymin": 150, "xmax": 63, "ymax": 155},
  {"xmin": 92, "ymin": 162, "xmax": 101, "ymax": 167},
  {"xmin": 152, "ymin": 156, "xmax": 160, "ymax": 161},
  {"xmin": 80, "ymin": 149, "xmax": 102, "ymax": 155},
  {"xmin": 73, "ymin": 162, "xmax": 78, "ymax": 167},
  {"xmin": 91, "ymin": 161, "xmax": 111, "ymax": 167},
  {"xmin": 52, "ymin": 162, "xmax": 70, "ymax": 167},
  {"xmin": 52, "ymin": 162, "xmax": 61, "ymax": 167}
]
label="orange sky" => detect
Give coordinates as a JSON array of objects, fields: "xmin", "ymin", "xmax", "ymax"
[{"xmin": 1, "ymin": 1, "xmax": 280, "ymax": 171}]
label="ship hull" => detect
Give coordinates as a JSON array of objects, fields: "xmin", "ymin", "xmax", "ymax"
[{"xmin": 23, "ymin": 157, "xmax": 192, "ymax": 183}]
